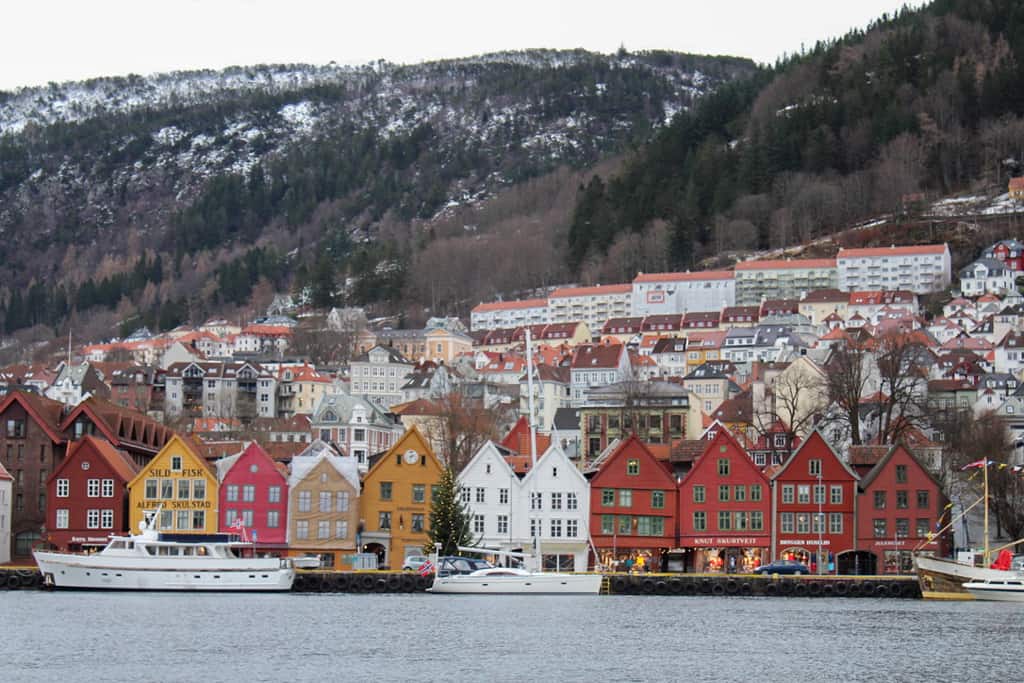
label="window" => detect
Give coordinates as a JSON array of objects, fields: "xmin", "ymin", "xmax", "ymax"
[
  {"xmin": 296, "ymin": 520, "xmax": 309, "ymax": 540},
  {"xmin": 380, "ymin": 482, "xmax": 392, "ymax": 501},
  {"xmin": 298, "ymin": 491, "xmax": 311, "ymax": 512},
  {"xmin": 809, "ymin": 459, "xmax": 822, "ymax": 476},
  {"xmin": 497, "ymin": 515, "xmax": 509, "ymax": 534},
  {"xmin": 895, "ymin": 518, "xmax": 910, "ymax": 536},
  {"xmin": 780, "ymin": 512, "xmax": 794, "ymax": 533},
  {"xmin": 474, "ymin": 514, "xmax": 485, "ymax": 534},
  {"xmin": 97, "ymin": 510, "xmax": 112, "ymax": 529},
  {"xmin": 693, "ymin": 511, "xmax": 707, "ymax": 531},
  {"xmin": 531, "ymin": 492, "xmax": 543, "ymax": 510},
  {"xmin": 750, "ymin": 485, "xmax": 762, "ymax": 502},
  {"xmin": 225, "ymin": 509, "xmax": 237, "ymax": 526},
  {"xmin": 813, "ymin": 484, "xmax": 825, "ymax": 504},
  {"xmin": 354, "ymin": 428, "xmax": 366, "ymax": 441},
  {"xmin": 782, "ymin": 485, "xmax": 794, "ymax": 504},
  {"xmin": 551, "ymin": 492, "xmax": 562, "ymax": 510},
  {"xmin": 734, "ymin": 511, "xmax": 749, "ymax": 530},
  {"xmin": 796, "ymin": 513, "xmax": 810, "ymax": 533},
  {"xmin": 268, "ymin": 486, "xmax": 281, "ymax": 503},
  {"xmin": 475, "ymin": 487, "xmax": 486, "ymax": 504},
  {"xmin": 751, "ymin": 511, "xmax": 764, "ymax": 531},
  {"xmin": 717, "ymin": 511, "xmax": 731, "ymax": 530},
  {"xmin": 101, "ymin": 479, "xmax": 114, "ymax": 498},
  {"xmin": 267, "ymin": 510, "xmax": 280, "ymax": 528},
  {"xmin": 830, "ymin": 485, "xmax": 842, "ymax": 505},
  {"xmin": 874, "ymin": 491, "xmax": 886, "ymax": 509},
  {"xmin": 619, "ymin": 489, "xmax": 632, "ymax": 507},
  {"xmin": 170, "ymin": 456, "xmax": 182, "ymax": 472},
  {"xmin": 176, "ymin": 479, "xmax": 190, "ymax": 500},
  {"xmin": 460, "ymin": 487, "xmax": 470, "ymax": 504},
  {"xmin": 412, "ymin": 484, "xmax": 425, "ymax": 504},
  {"xmin": 86, "ymin": 509, "xmax": 100, "ymax": 529},
  {"xmin": 601, "ymin": 489, "xmax": 615, "ymax": 506},
  {"xmin": 812, "ymin": 513, "xmax": 824, "ymax": 534},
  {"xmin": 829, "ymin": 513, "xmax": 842, "ymax": 534},
  {"xmin": 192, "ymin": 511, "xmax": 205, "ymax": 530},
  {"xmin": 797, "ymin": 485, "xmax": 810, "ymax": 504},
  {"xmin": 499, "ymin": 488, "xmax": 509, "ymax": 505},
  {"xmin": 319, "ymin": 491, "xmax": 331, "ymax": 512},
  {"xmin": 896, "ymin": 491, "xmax": 909, "ymax": 509},
  {"xmin": 226, "ymin": 485, "xmax": 239, "ymax": 502},
  {"xmin": 895, "ymin": 465, "xmax": 907, "ymax": 483},
  {"xmin": 651, "ymin": 490, "xmax": 665, "ymax": 509},
  {"xmin": 56, "ymin": 479, "xmax": 69, "ymax": 498},
  {"xmin": 161, "ymin": 479, "xmax": 173, "ymax": 499},
  {"xmin": 718, "ymin": 485, "xmax": 729, "ymax": 502},
  {"xmin": 6, "ymin": 419, "xmax": 25, "ymax": 438},
  {"xmin": 379, "ymin": 511, "xmax": 391, "ymax": 530},
  {"xmin": 601, "ymin": 515, "xmax": 615, "ymax": 534},
  {"xmin": 693, "ymin": 485, "xmax": 705, "ymax": 503},
  {"xmin": 56, "ymin": 509, "xmax": 69, "ymax": 529},
  {"xmin": 567, "ymin": 492, "xmax": 578, "ymax": 510},
  {"xmin": 718, "ymin": 458, "xmax": 730, "ymax": 476},
  {"xmin": 917, "ymin": 490, "xmax": 930, "ymax": 509},
  {"xmin": 318, "ymin": 521, "xmax": 330, "ymax": 540},
  {"xmin": 550, "ymin": 519, "xmax": 562, "ymax": 537},
  {"xmin": 627, "ymin": 458, "xmax": 640, "ymax": 476},
  {"xmin": 336, "ymin": 520, "xmax": 349, "ymax": 539},
  {"xmin": 240, "ymin": 484, "xmax": 253, "ymax": 502},
  {"xmin": 87, "ymin": 479, "xmax": 100, "ymax": 497},
  {"xmin": 566, "ymin": 519, "xmax": 578, "ymax": 537}
]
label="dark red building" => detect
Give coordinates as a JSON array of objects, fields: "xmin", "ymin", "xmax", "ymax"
[
  {"xmin": 59, "ymin": 396, "xmax": 175, "ymax": 468},
  {"xmin": 678, "ymin": 429, "xmax": 771, "ymax": 573},
  {"xmin": 46, "ymin": 435, "xmax": 139, "ymax": 551},
  {"xmin": 856, "ymin": 444, "xmax": 950, "ymax": 574},
  {"xmin": 217, "ymin": 442, "xmax": 289, "ymax": 548},
  {"xmin": 771, "ymin": 431, "xmax": 858, "ymax": 574},
  {"xmin": 0, "ymin": 391, "xmax": 67, "ymax": 558},
  {"xmin": 588, "ymin": 435, "xmax": 678, "ymax": 572}
]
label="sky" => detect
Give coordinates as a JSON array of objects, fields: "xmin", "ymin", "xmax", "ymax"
[{"xmin": 2, "ymin": 0, "xmax": 928, "ymax": 91}]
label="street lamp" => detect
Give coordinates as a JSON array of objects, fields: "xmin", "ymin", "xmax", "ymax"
[{"xmin": 817, "ymin": 469, "xmax": 824, "ymax": 575}]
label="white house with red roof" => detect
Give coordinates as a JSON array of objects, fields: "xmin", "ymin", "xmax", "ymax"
[
  {"xmin": 631, "ymin": 270, "xmax": 735, "ymax": 316},
  {"xmin": 569, "ymin": 343, "xmax": 629, "ymax": 406},
  {"xmin": 836, "ymin": 244, "xmax": 951, "ymax": 294},
  {"xmin": 847, "ymin": 290, "xmax": 919, "ymax": 324},
  {"xmin": 0, "ymin": 461, "xmax": 11, "ymax": 564},
  {"xmin": 470, "ymin": 298, "xmax": 549, "ymax": 332}
]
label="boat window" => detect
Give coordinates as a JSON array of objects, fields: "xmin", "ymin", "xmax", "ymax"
[
  {"xmin": 182, "ymin": 547, "xmax": 193, "ymax": 556},
  {"xmin": 109, "ymin": 541, "xmax": 124, "ymax": 550},
  {"xmin": 145, "ymin": 547, "xmax": 156, "ymax": 555}
]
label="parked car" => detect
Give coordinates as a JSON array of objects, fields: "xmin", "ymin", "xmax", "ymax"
[
  {"xmin": 1012, "ymin": 555, "xmax": 1024, "ymax": 571},
  {"xmin": 752, "ymin": 559, "xmax": 809, "ymax": 575},
  {"xmin": 402, "ymin": 555, "xmax": 430, "ymax": 571}
]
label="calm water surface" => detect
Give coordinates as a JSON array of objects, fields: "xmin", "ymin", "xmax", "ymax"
[{"xmin": 3, "ymin": 592, "xmax": 1018, "ymax": 682}]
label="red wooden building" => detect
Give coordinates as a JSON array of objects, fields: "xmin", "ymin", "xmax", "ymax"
[
  {"xmin": 216, "ymin": 442, "xmax": 289, "ymax": 549},
  {"xmin": 678, "ymin": 429, "xmax": 771, "ymax": 573},
  {"xmin": 856, "ymin": 444, "xmax": 950, "ymax": 574},
  {"xmin": 59, "ymin": 396, "xmax": 175, "ymax": 468},
  {"xmin": 588, "ymin": 435, "xmax": 678, "ymax": 572},
  {"xmin": 770, "ymin": 430, "xmax": 859, "ymax": 573},
  {"xmin": 46, "ymin": 435, "xmax": 139, "ymax": 551}
]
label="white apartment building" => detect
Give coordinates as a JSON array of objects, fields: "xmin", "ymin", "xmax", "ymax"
[
  {"xmin": 349, "ymin": 345, "xmax": 415, "ymax": 410},
  {"xmin": 546, "ymin": 284, "xmax": 632, "ymax": 331},
  {"xmin": 164, "ymin": 361, "xmax": 278, "ymax": 420},
  {"xmin": 470, "ymin": 298, "xmax": 549, "ymax": 332},
  {"xmin": 836, "ymin": 244, "xmax": 952, "ymax": 294},
  {"xmin": 734, "ymin": 259, "xmax": 837, "ymax": 306},
  {"xmin": 632, "ymin": 271, "xmax": 735, "ymax": 316}
]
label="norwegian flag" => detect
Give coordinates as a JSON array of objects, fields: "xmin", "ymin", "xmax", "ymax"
[
  {"xmin": 418, "ymin": 560, "xmax": 435, "ymax": 576},
  {"xmin": 961, "ymin": 459, "xmax": 992, "ymax": 470},
  {"xmin": 230, "ymin": 517, "xmax": 245, "ymax": 530}
]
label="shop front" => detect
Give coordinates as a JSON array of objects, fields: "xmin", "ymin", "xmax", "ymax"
[
  {"xmin": 776, "ymin": 537, "xmax": 847, "ymax": 574},
  {"xmin": 676, "ymin": 534, "xmax": 769, "ymax": 573},
  {"xmin": 596, "ymin": 544, "xmax": 667, "ymax": 573}
]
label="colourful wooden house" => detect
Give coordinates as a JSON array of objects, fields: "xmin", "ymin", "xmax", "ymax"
[
  {"xmin": 588, "ymin": 434, "xmax": 678, "ymax": 572},
  {"xmin": 216, "ymin": 442, "xmax": 289, "ymax": 550},
  {"xmin": 360, "ymin": 426, "xmax": 444, "ymax": 569},
  {"xmin": 678, "ymin": 429, "xmax": 771, "ymax": 573},
  {"xmin": 127, "ymin": 435, "xmax": 219, "ymax": 534},
  {"xmin": 47, "ymin": 435, "xmax": 139, "ymax": 551},
  {"xmin": 770, "ymin": 430, "xmax": 858, "ymax": 573}
]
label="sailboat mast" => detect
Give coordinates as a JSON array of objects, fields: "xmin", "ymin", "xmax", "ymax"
[
  {"xmin": 525, "ymin": 328, "xmax": 539, "ymax": 571},
  {"xmin": 983, "ymin": 460, "xmax": 990, "ymax": 564}
]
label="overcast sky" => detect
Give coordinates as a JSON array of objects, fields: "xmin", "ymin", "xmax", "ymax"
[{"xmin": 2, "ymin": 0, "xmax": 926, "ymax": 91}]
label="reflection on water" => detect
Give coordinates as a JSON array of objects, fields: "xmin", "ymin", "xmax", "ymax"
[{"xmin": 5, "ymin": 592, "xmax": 1020, "ymax": 682}]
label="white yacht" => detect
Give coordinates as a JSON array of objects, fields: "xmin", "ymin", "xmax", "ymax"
[
  {"xmin": 963, "ymin": 579, "xmax": 1024, "ymax": 602},
  {"xmin": 33, "ymin": 512, "xmax": 294, "ymax": 591},
  {"xmin": 428, "ymin": 564, "xmax": 602, "ymax": 594}
]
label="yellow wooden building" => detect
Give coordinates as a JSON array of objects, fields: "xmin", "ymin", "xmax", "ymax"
[
  {"xmin": 127, "ymin": 435, "xmax": 219, "ymax": 534},
  {"xmin": 359, "ymin": 426, "xmax": 443, "ymax": 569}
]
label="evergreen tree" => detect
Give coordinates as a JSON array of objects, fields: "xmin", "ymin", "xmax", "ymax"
[{"xmin": 425, "ymin": 466, "xmax": 475, "ymax": 556}]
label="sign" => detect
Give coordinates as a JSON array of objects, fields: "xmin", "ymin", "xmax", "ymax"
[
  {"xmin": 70, "ymin": 536, "xmax": 109, "ymax": 544},
  {"xmin": 687, "ymin": 536, "xmax": 767, "ymax": 547},
  {"xmin": 780, "ymin": 539, "xmax": 831, "ymax": 546},
  {"xmin": 646, "ymin": 291, "xmax": 666, "ymax": 304}
]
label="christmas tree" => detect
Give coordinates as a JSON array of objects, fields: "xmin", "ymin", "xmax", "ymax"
[{"xmin": 425, "ymin": 465, "xmax": 476, "ymax": 556}]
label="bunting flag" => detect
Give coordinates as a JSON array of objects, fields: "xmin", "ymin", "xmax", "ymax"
[
  {"xmin": 961, "ymin": 459, "xmax": 992, "ymax": 470},
  {"xmin": 943, "ymin": 502, "xmax": 954, "ymax": 510}
]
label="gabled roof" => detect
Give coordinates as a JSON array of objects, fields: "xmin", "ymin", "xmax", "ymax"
[
  {"xmin": 288, "ymin": 439, "xmax": 360, "ymax": 490},
  {"xmin": 571, "ymin": 343, "xmax": 624, "ymax": 370},
  {"xmin": 858, "ymin": 443, "xmax": 943, "ymax": 491},
  {"xmin": 770, "ymin": 429, "xmax": 859, "ymax": 481},
  {"xmin": 56, "ymin": 435, "xmax": 140, "ymax": 483},
  {"xmin": 800, "ymin": 288, "xmax": 849, "ymax": 304},
  {"xmin": 520, "ymin": 444, "xmax": 587, "ymax": 487},
  {"xmin": 499, "ymin": 416, "xmax": 552, "ymax": 456},
  {"xmin": 216, "ymin": 442, "xmax": 288, "ymax": 484},
  {"xmin": 0, "ymin": 390, "xmax": 66, "ymax": 443},
  {"xmin": 61, "ymin": 396, "xmax": 175, "ymax": 454}
]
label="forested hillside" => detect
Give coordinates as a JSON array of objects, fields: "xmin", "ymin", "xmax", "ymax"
[
  {"xmin": 569, "ymin": 0, "xmax": 1024, "ymax": 272},
  {"xmin": 0, "ymin": 50, "xmax": 754, "ymax": 342}
]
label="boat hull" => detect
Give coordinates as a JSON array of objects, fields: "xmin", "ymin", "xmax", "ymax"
[
  {"xmin": 914, "ymin": 555, "xmax": 1019, "ymax": 600},
  {"xmin": 428, "ymin": 572, "xmax": 602, "ymax": 594},
  {"xmin": 34, "ymin": 551, "xmax": 294, "ymax": 591},
  {"xmin": 963, "ymin": 582, "xmax": 1024, "ymax": 602}
]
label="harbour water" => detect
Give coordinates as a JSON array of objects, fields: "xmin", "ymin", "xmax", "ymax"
[{"xmin": 4, "ymin": 592, "xmax": 1018, "ymax": 682}]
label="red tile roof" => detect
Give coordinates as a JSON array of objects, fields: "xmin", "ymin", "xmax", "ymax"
[
  {"xmin": 735, "ymin": 258, "xmax": 836, "ymax": 271},
  {"xmin": 633, "ymin": 270, "xmax": 734, "ymax": 283},
  {"xmin": 549, "ymin": 284, "xmax": 631, "ymax": 298},
  {"xmin": 838, "ymin": 244, "xmax": 947, "ymax": 257},
  {"xmin": 571, "ymin": 344, "xmax": 624, "ymax": 369},
  {"xmin": 472, "ymin": 298, "xmax": 548, "ymax": 313}
]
